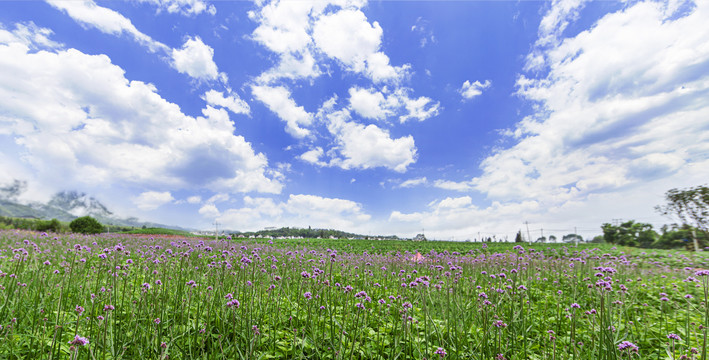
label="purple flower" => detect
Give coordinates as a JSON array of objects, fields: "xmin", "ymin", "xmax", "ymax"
[
  {"xmin": 570, "ymin": 303, "xmax": 580, "ymax": 309},
  {"xmin": 304, "ymin": 292, "xmax": 312, "ymax": 300},
  {"xmin": 75, "ymin": 305, "xmax": 84, "ymax": 315},
  {"xmin": 667, "ymin": 333, "xmax": 681, "ymax": 341},
  {"xmin": 434, "ymin": 347, "xmax": 447, "ymax": 358},
  {"xmin": 104, "ymin": 304, "xmax": 115, "ymax": 312},
  {"xmin": 68, "ymin": 335, "xmax": 89, "ymax": 346},
  {"xmin": 154, "ymin": 318, "xmax": 161, "ymax": 325},
  {"xmin": 617, "ymin": 341, "xmax": 638, "ymax": 352}
]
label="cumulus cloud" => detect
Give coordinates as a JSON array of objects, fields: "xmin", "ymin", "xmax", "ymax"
[
  {"xmin": 186, "ymin": 195, "xmax": 202, "ymax": 204},
  {"xmin": 348, "ymin": 87, "xmax": 439, "ymax": 123},
  {"xmin": 348, "ymin": 87, "xmax": 391, "ymax": 120},
  {"xmin": 172, "ymin": 36, "xmax": 220, "ymax": 81},
  {"xmin": 398, "ymin": 0, "xmax": 709, "ymax": 240},
  {"xmin": 133, "ymin": 191, "xmax": 174, "ymax": 210},
  {"xmin": 299, "ymin": 147, "xmax": 325, "ymax": 166},
  {"xmin": 459, "ymin": 80, "xmax": 491, "ymax": 100},
  {"xmin": 251, "ymin": 85, "xmax": 313, "ymax": 138},
  {"xmin": 326, "ymin": 110, "xmax": 417, "ymax": 172},
  {"xmin": 0, "ymin": 27, "xmax": 282, "ymax": 204},
  {"xmin": 198, "ymin": 203, "xmax": 220, "ymax": 218},
  {"xmin": 46, "ymin": 0, "xmax": 169, "ymax": 53},
  {"xmin": 217, "ymin": 194, "xmax": 371, "ymax": 233},
  {"xmin": 202, "ymin": 90, "xmax": 249, "ymax": 115}
]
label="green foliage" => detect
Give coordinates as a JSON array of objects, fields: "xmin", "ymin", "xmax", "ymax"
[
  {"xmin": 69, "ymin": 216, "xmax": 104, "ymax": 234},
  {"xmin": 119, "ymin": 227, "xmax": 196, "ymax": 236},
  {"xmin": 601, "ymin": 220, "xmax": 657, "ymax": 247},
  {"xmin": 562, "ymin": 233, "xmax": 583, "ymax": 243},
  {"xmin": 0, "ymin": 216, "xmax": 68, "ymax": 232},
  {"xmin": 654, "ymin": 224, "xmax": 709, "ymax": 250},
  {"xmin": 233, "ymin": 226, "xmax": 393, "ymax": 240},
  {"xmin": 514, "ymin": 231, "xmax": 523, "ymax": 243},
  {"xmin": 656, "ymin": 184, "xmax": 709, "ymax": 251},
  {"xmin": 35, "ymin": 218, "xmax": 61, "ymax": 232},
  {"xmin": 0, "ymin": 230, "xmax": 705, "ymax": 360}
]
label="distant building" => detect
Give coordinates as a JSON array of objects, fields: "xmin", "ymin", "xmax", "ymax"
[{"xmin": 413, "ymin": 233, "xmax": 427, "ymax": 241}]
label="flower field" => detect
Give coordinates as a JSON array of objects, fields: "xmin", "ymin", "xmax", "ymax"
[{"xmin": 0, "ymin": 230, "xmax": 708, "ymax": 359}]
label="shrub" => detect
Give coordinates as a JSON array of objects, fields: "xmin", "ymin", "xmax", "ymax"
[{"xmin": 69, "ymin": 216, "xmax": 104, "ymax": 234}]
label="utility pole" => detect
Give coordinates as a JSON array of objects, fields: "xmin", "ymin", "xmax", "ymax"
[
  {"xmin": 524, "ymin": 221, "xmax": 531, "ymax": 245},
  {"xmin": 692, "ymin": 229, "xmax": 700, "ymax": 252},
  {"xmin": 574, "ymin": 226, "xmax": 578, "ymax": 246},
  {"xmin": 213, "ymin": 221, "xmax": 220, "ymax": 241},
  {"xmin": 541, "ymin": 228, "xmax": 544, "ymax": 243}
]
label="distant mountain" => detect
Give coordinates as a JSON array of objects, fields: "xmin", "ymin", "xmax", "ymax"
[
  {"xmin": 47, "ymin": 191, "xmax": 113, "ymax": 218},
  {"xmin": 0, "ymin": 186, "xmax": 190, "ymax": 231}
]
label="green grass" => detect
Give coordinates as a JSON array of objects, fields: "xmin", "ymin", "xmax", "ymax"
[{"xmin": 0, "ymin": 230, "xmax": 707, "ymax": 359}]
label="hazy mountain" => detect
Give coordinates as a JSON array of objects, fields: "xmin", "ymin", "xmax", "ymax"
[
  {"xmin": 0, "ymin": 183, "xmax": 189, "ymax": 231},
  {"xmin": 47, "ymin": 191, "xmax": 113, "ymax": 218}
]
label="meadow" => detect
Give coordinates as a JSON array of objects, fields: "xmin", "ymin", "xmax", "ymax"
[{"xmin": 0, "ymin": 230, "xmax": 707, "ymax": 359}]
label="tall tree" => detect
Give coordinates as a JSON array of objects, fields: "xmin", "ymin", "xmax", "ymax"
[{"xmin": 656, "ymin": 185, "xmax": 709, "ymax": 251}]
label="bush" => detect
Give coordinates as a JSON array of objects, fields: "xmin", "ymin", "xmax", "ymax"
[
  {"xmin": 36, "ymin": 219, "xmax": 61, "ymax": 233},
  {"xmin": 69, "ymin": 216, "xmax": 104, "ymax": 234}
]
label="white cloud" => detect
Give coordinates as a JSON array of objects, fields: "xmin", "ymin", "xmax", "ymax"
[
  {"xmin": 348, "ymin": 87, "xmax": 391, "ymax": 120},
  {"xmin": 0, "ymin": 28, "xmax": 282, "ymax": 204},
  {"xmin": 251, "ymin": 85, "xmax": 312, "ymax": 138},
  {"xmin": 398, "ymin": 91, "xmax": 440, "ymax": 123},
  {"xmin": 186, "ymin": 195, "xmax": 202, "ymax": 204},
  {"xmin": 202, "ymin": 90, "xmax": 249, "ymax": 115},
  {"xmin": 312, "ymin": 9, "xmax": 408, "ymax": 83},
  {"xmin": 459, "ymin": 80, "xmax": 491, "ymax": 100},
  {"xmin": 198, "ymin": 203, "xmax": 220, "ymax": 218},
  {"xmin": 390, "ymin": 0, "xmax": 709, "ymax": 241},
  {"xmin": 137, "ymin": 0, "xmax": 216, "ymax": 16},
  {"xmin": 326, "ymin": 110, "xmax": 417, "ymax": 172},
  {"xmin": 206, "ymin": 193, "xmax": 229, "ymax": 204},
  {"xmin": 218, "ymin": 194, "xmax": 371, "ymax": 233},
  {"xmin": 313, "ymin": 9, "xmax": 381, "ymax": 72},
  {"xmin": 0, "ymin": 22, "xmax": 62, "ymax": 50},
  {"xmin": 347, "ymin": 87, "xmax": 439, "ymax": 123},
  {"xmin": 433, "ymin": 179, "xmax": 474, "ymax": 192},
  {"xmin": 478, "ymin": 0, "xmax": 709, "ymax": 204},
  {"xmin": 398, "ymin": 177, "xmax": 427, "ymax": 188},
  {"xmin": 46, "ymin": 0, "xmax": 169, "ymax": 53},
  {"xmin": 435, "ymin": 196, "xmax": 472, "ymax": 210},
  {"xmin": 250, "ymin": 0, "xmax": 409, "ymax": 84},
  {"xmin": 133, "ymin": 191, "xmax": 174, "ymax": 210},
  {"xmin": 299, "ymin": 147, "xmax": 325, "ymax": 166},
  {"xmin": 172, "ymin": 36, "xmax": 220, "ymax": 81}
]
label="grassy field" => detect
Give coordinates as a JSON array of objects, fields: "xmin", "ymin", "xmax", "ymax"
[{"xmin": 0, "ymin": 230, "xmax": 707, "ymax": 359}]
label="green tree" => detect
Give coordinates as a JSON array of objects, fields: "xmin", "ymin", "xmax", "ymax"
[
  {"xmin": 562, "ymin": 233, "xmax": 583, "ymax": 243},
  {"xmin": 36, "ymin": 218, "xmax": 61, "ymax": 233},
  {"xmin": 514, "ymin": 231, "xmax": 523, "ymax": 243},
  {"xmin": 69, "ymin": 216, "xmax": 104, "ymax": 234},
  {"xmin": 601, "ymin": 220, "xmax": 657, "ymax": 247},
  {"xmin": 654, "ymin": 224, "xmax": 708, "ymax": 249},
  {"xmin": 656, "ymin": 185, "xmax": 709, "ymax": 250}
]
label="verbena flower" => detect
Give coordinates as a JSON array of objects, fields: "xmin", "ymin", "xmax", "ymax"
[
  {"xmin": 68, "ymin": 335, "xmax": 89, "ymax": 346},
  {"xmin": 667, "ymin": 333, "xmax": 681, "ymax": 341}
]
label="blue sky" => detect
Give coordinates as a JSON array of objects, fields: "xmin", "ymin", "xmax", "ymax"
[{"xmin": 1, "ymin": 0, "xmax": 708, "ymax": 240}]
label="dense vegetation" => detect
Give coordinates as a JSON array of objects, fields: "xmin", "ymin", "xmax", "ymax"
[
  {"xmin": 0, "ymin": 230, "xmax": 707, "ymax": 359},
  {"xmin": 233, "ymin": 227, "xmax": 385, "ymax": 240}
]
